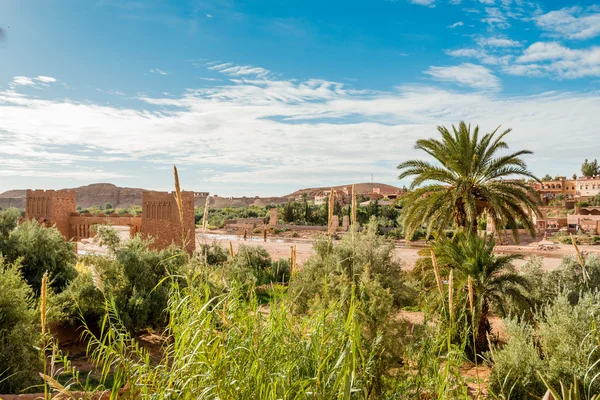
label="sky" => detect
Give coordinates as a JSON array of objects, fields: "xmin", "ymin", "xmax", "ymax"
[{"xmin": 1, "ymin": 0, "xmax": 599, "ymax": 196}]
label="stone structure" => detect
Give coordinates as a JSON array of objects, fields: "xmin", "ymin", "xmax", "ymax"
[
  {"xmin": 24, "ymin": 189, "xmax": 196, "ymax": 253},
  {"xmin": 577, "ymin": 177, "xmax": 600, "ymax": 198},
  {"xmin": 269, "ymin": 208, "xmax": 278, "ymax": 225},
  {"xmin": 142, "ymin": 191, "xmax": 195, "ymax": 253},
  {"xmin": 568, "ymin": 206, "xmax": 600, "ymax": 234},
  {"xmin": 342, "ymin": 215, "xmax": 350, "ymax": 231},
  {"xmin": 26, "ymin": 190, "xmax": 77, "ymax": 239},
  {"xmin": 533, "ymin": 177, "xmax": 577, "ymax": 202}
]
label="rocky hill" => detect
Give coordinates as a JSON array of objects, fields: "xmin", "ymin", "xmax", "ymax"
[
  {"xmin": 0, "ymin": 183, "xmax": 147, "ymax": 210},
  {"xmin": 0, "ymin": 181, "xmax": 404, "ymax": 210},
  {"xmin": 286, "ymin": 182, "xmax": 404, "ymax": 198}
]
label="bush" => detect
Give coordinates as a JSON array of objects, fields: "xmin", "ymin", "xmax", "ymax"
[
  {"xmin": 0, "ymin": 257, "xmax": 40, "ymax": 393},
  {"xmin": 489, "ymin": 291, "xmax": 600, "ymax": 399},
  {"xmin": 54, "ymin": 232, "xmax": 187, "ymax": 332},
  {"xmin": 48, "ymin": 265, "xmax": 105, "ymax": 327},
  {"xmin": 3, "ymin": 220, "xmax": 76, "ymax": 295},
  {"xmin": 197, "ymin": 242, "xmax": 229, "ymax": 265},
  {"xmin": 290, "ymin": 218, "xmax": 416, "ymax": 314}
]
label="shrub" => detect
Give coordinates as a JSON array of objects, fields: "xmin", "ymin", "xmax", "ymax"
[
  {"xmin": 0, "ymin": 257, "xmax": 39, "ymax": 393},
  {"xmin": 4, "ymin": 220, "xmax": 76, "ymax": 294},
  {"xmin": 290, "ymin": 218, "xmax": 416, "ymax": 314},
  {"xmin": 48, "ymin": 264, "xmax": 105, "ymax": 327},
  {"xmin": 197, "ymin": 242, "xmax": 229, "ymax": 265},
  {"xmin": 489, "ymin": 291, "xmax": 600, "ymax": 399}
]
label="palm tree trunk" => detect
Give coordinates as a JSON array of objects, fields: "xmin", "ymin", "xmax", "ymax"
[{"xmin": 476, "ymin": 299, "xmax": 490, "ymax": 354}]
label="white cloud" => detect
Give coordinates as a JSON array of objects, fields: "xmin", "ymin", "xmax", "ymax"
[
  {"xmin": 477, "ymin": 37, "xmax": 522, "ymax": 47},
  {"xmin": 534, "ymin": 6, "xmax": 600, "ymax": 40},
  {"xmin": 149, "ymin": 68, "xmax": 169, "ymax": 75},
  {"xmin": 9, "ymin": 75, "xmax": 58, "ymax": 89},
  {"xmin": 2, "ymin": 70, "xmax": 600, "ymax": 192},
  {"xmin": 36, "ymin": 76, "xmax": 57, "ymax": 83},
  {"xmin": 11, "ymin": 76, "xmax": 35, "ymax": 87},
  {"xmin": 447, "ymin": 48, "xmax": 514, "ymax": 65},
  {"xmin": 481, "ymin": 8, "xmax": 510, "ymax": 29},
  {"xmin": 206, "ymin": 13, "xmax": 213, "ymax": 18},
  {"xmin": 448, "ymin": 21, "xmax": 464, "ymax": 28},
  {"xmin": 424, "ymin": 63, "xmax": 501, "ymax": 90},
  {"xmin": 408, "ymin": 0, "xmax": 436, "ymax": 7},
  {"xmin": 509, "ymin": 42, "xmax": 600, "ymax": 79},
  {"xmin": 479, "ymin": 0, "xmax": 495, "ymax": 4},
  {"xmin": 208, "ymin": 62, "xmax": 271, "ymax": 78}
]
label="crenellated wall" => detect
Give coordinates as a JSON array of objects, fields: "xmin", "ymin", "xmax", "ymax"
[
  {"xmin": 142, "ymin": 191, "xmax": 195, "ymax": 253},
  {"xmin": 24, "ymin": 189, "xmax": 196, "ymax": 253},
  {"xmin": 69, "ymin": 213, "xmax": 142, "ymax": 240},
  {"xmin": 25, "ymin": 189, "xmax": 77, "ymax": 239}
]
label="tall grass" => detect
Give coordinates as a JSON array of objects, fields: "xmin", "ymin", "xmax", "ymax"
[{"xmin": 79, "ymin": 279, "xmax": 384, "ymax": 399}]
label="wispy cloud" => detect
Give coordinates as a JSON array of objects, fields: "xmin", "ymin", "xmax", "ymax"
[
  {"xmin": 424, "ymin": 63, "xmax": 501, "ymax": 90},
  {"xmin": 448, "ymin": 21, "xmax": 464, "ymax": 28},
  {"xmin": 2, "ymin": 67, "xmax": 600, "ymax": 191},
  {"xmin": 208, "ymin": 62, "xmax": 271, "ymax": 78},
  {"xmin": 476, "ymin": 37, "xmax": 522, "ymax": 47},
  {"xmin": 149, "ymin": 68, "xmax": 169, "ymax": 75},
  {"xmin": 205, "ymin": 13, "xmax": 213, "ymax": 18},
  {"xmin": 408, "ymin": 0, "xmax": 436, "ymax": 7},
  {"xmin": 506, "ymin": 42, "xmax": 600, "ymax": 79},
  {"xmin": 534, "ymin": 6, "xmax": 600, "ymax": 40},
  {"xmin": 9, "ymin": 75, "xmax": 57, "ymax": 89},
  {"xmin": 481, "ymin": 8, "xmax": 510, "ymax": 29}
]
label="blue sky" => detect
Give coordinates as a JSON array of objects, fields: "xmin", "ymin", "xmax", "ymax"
[{"xmin": 1, "ymin": 0, "xmax": 599, "ymax": 196}]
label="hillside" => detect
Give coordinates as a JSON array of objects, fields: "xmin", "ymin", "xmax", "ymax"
[
  {"xmin": 286, "ymin": 182, "xmax": 404, "ymax": 198},
  {"xmin": 0, "ymin": 183, "xmax": 147, "ymax": 210},
  {"xmin": 0, "ymin": 181, "xmax": 404, "ymax": 211}
]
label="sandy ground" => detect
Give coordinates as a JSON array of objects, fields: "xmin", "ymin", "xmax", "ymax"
[{"xmin": 77, "ymin": 227, "xmax": 599, "ymax": 272}]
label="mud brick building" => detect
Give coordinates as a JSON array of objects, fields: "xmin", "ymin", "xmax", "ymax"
[{"xmin": 24, "ymin": 189, "xmax": 196, "ymax": 253}]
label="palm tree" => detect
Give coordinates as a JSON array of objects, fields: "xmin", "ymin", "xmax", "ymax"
[
  {"xmin": 430, "ymin": 232, "xmax": 531, "ymax": 354},
  {"xmin": 398, "ymin": 121, "xmax": 541, "ymax": 242}
]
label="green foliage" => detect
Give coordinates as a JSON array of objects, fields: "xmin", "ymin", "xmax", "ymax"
[
  {"xmin": 48, "ymin": 266, "xmax": 105, "ymax": 327},
  {"xmin": 0, "ymin": 207, "xmax": 20, "ymax": 245},
  {"xmin": 582, "ymin": 159, "xmax": 600, "ymax": 177},
  {"xmin": 3, "ymin": 219, "xmax": 76, "ymax": 294},
  {"xmin": 489, "ymin": 292, "xmax": 600, "ymax": 399},
  {"xmin": 398, "ymin": 121, "xmax": 540, "ymax": 242},
  {"xmin": 0, "ymin": 257, "xmax": 40, "ymax": 393},
  {"xmin": 291, "ymin": 218, "xmax": 416, "ymax": 314},
  {"xmin": 417, "ymin": 233, "xmax": 530, "ymax": 354},
  {"xmin": 54, "ymin": 231, "xmax": 187, "ymax": 332},
  {"xmin": 82, "ymin": 281, "xmax": 396, "ymax": 399}
]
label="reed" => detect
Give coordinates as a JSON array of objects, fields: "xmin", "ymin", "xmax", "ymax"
[
  {"xmin": 327, "ymin": 188, "xmax": 335, "ymax": 234},
  {"xmin": 202, "ymin": 200, "xmax": 210, "ymax": 233},
  {"xmin": 351, "ymin": 184, "xmax": 357, "ymax": 225},
  {"xmin": 173, "ymin": 165, "xmax": 187, "ymax": 252}
]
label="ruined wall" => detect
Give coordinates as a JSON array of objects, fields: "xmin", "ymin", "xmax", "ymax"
[
  {"xmin": 25, "ymin": 190, "xmax": 76, "ymax": 239},
  {"xmin": 142, "ymin": 191, "xmax": 196, "ymax": 253},
  {"xmin": 69, "ymin": 214, "xmax": 142, "ymax": 240}
]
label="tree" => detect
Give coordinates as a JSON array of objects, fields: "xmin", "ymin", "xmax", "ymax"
[
  {"xmin": 104, "ymin": 202, "xmax": 113, "ymax": 211},
  {"xmin": 0, "ymin": 257, "xmax": 39, "ymax": 393},
  {"xmin": 541, "ymin": 174, "xmax": 553, "ymax": 181},
  {"xmin": 430, "ymin": 233, "xmax": 530, "ymax": 354},
  {"xmin": 397, "ymin": 122, "xmax": 541, "ymax": 242},
  {"xmin": 581, "ymin": 159, "xmax": 599, "ymax": 177},
  {"xmin": 4, "ymin": 220, "xmax": 77, "ymax": 294}
]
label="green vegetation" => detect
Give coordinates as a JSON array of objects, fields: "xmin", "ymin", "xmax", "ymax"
[
  {"xmin": 2, "ymin": 124, "xmax": 600, "ymax": 398},
  {"xmin": 0, "ymin": 209, "xmax": 76, "ymax": 294},
  {"xmin": 398, "ymin": 121, "xmax": 541, "ymax": 241},
  {"xmin": 582, "ymin": 159, "xmax": 600, "ymax": 177},
  {"xmin": 0, "ymin": 257, "xmax": 39, "ymax": 393},
  {"xmin": 196, "ymin": 199, "xmax": 402, "ymax": 229}
]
